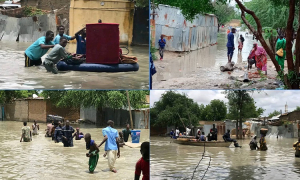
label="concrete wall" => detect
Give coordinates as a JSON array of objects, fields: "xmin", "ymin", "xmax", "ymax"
[
  {"xmin": 250, "ymin": 123, "xmax": 298, "ymax": 138},
  {"xmin": 28, "ymin": 99, "xmax": 46, "ymax": 122},
  {"xmin": 80, "ymin": 107, "xmax": 149, "ymax": 129},
  {"xmin": 5, "ymin": 100, "xmax": 28, "ymax": 121},
  {"xmin": 0, "ymin": 13, "xmax": 56, "ymax": 42},
  {"xmin": 280, "ymin": 111, "xmax": 300, "ymax": 121},
  {"xmin": 151, "ymin": 4, "xmax": 218, "ymax": 52},
  {"xmin": 69, "ymin": 0, "xmax": 134, "ymax": 45}
]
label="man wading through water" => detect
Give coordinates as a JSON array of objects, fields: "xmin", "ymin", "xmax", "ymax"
[
  {"xmin": 226, "ymin": 28, "xmax": 236, "ymax": 63},
  {"xmin": 98, "ymin": 120, "xmax": 120, "ymax": 173}
]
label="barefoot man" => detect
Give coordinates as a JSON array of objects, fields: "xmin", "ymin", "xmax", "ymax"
[{"xmin": 98, "ymin": 120, "xmax": 120, "ymax": 173}]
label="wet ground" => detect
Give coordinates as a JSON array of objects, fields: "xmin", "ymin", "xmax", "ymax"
[
  {"xmin": 0, "ymin": 41, "xmax": 149, "ymax": 89},
  {"xmin": 150, "ymin": 136, "xmax": 300, "ymax": 180},
  {"xmin": 0, "ymin": 121, "xmax": 149, "ymax": 180},
  {"xmin": 153, "ymin": 31, "xmax": 285, "ymax": 90}
]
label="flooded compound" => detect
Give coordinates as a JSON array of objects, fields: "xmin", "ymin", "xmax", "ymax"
[
  {"xmin": 0, "ymin": 121, "xmax": 149, "ymax": 180},
  {"xmin": 0, "ymin": 41, "xmax": 148, "ymax": 89},
  {"xmin": 153, "ymin": 32, "xmax": 282, "ymax": 90},
  {"xmin": 150, "ymin": 136, "xmax": 300, "ymax": 180}
]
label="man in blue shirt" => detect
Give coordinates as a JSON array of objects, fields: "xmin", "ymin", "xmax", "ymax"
[
  {"xmin": 98, "ymin": 120, "xmax": 120, "ymax": 173},
  {"xmin": 62, "ymin": 120, "xmax": 75, "ymax": 147},
  {"xmin": 226, "ymin": 28, "xmax": 236, "ymax": 63},
  {"xmin": 54, "ymin": 121, "xmax": 63, "ymax": 143},
  {"xmin": 75, "ymin": 27, "xmax": 86, "ymax": 54},
  {"xmin": 53, "ymin": 25, "xmax": 76, "ymax": 44},
  {"xmin": 24, "ymin": 30, "xmax": 55, "ymax": 67},
  {"xmin": 158, "ymin": 35, "xmax": 166, "ymax": 60}
]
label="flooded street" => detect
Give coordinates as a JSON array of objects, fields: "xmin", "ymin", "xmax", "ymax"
[
  {"xmin": 151, "ymin": 136, "xmax": 300, "ymax": 180},
  {"xmin": 0, "ymin": 121, "xmax": 149, "ymax": 180},
  {"xmin": 153, "ymin": 32, "xmax": 281, "ymax": 89},
  {"xmin": 0, "ymin": 41, "xmax": 148, "ymax": 89}
]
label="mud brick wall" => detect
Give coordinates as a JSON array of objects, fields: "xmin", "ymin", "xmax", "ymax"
[
  {"xmin": 5, "ymin": 100, "xmax": 28, "ymax": 121},
  {"xmin": 46, "ymin": 101, "xmax": 80, "ymax": 122},
  {"xmin": 28, "ymin": 99, "xmax": 46, "ymax": 123}
]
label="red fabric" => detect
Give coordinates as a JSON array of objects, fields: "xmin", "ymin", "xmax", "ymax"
[
  {"xmin": 135, "ymin": 158, "xmax": 149, "ymax": 180},
  {"xmin": 86, "ymin": 23, "xmax": 120, "ymax": 64}
]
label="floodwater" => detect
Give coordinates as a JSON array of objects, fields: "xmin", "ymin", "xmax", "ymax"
[
  {"xmin": 0, "ymin": 121, "xmax": 149, "ymax": 180},
  {"xmin": 153, "ymin": 31, "xmax": 270, "ymax": 89},
  {"xmin": 151, "ymin": 136, "xmax": 300, "ymax": 180},
  {"xmin": 0, "ymin": 41, "xmax": 149, "ymax": 89}
]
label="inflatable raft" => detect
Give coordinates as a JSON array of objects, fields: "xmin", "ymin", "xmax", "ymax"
[{"xmin": 57, "ymin": 61, "xmax": 139, "ymax": 72}]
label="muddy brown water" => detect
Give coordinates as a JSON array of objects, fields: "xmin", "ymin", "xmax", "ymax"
[
  {"xmin": 0, "ymin": 41, "xmax": 149, "ymax": 89},
  {"xmin": 151, "ymin": 136, "xmax": 300, "ymax": 180},
  {"xmin": 153, "ymin": 32, "xmax": 264, "ymax": 89},
  {"xmin": 0, "ymin": 121, "xmax": 149, "ymax": 180}
]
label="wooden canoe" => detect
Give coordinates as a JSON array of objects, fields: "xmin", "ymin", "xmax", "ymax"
[{"xmin": 173, "ymin": 139, "xmax": 232, "ymax": 147}]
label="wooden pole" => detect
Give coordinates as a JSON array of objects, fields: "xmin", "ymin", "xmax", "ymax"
[{"xmin": 126, "ymin": 90, "xmax": 134, "ymax": 130}]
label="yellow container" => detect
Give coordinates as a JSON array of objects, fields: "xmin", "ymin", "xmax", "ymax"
[{"xmin": 69, "ymin": 0, "xmax": 134, "ymax": 45}]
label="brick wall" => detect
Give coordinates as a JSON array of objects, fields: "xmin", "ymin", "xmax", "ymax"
[
  {"xmin": 28, "ymin": 99, "xmax": 46, "ymax": 122},
  {"xmin": 5, "ymin": 100, "xmax": 28, "ymax": 121},
  {"xmin": 46, "ymin": 101, "xmax": 80, "ymax": 121}
]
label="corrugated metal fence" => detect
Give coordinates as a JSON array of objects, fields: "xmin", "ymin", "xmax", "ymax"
[
  {"xmin": 0, "ymin": 13, "xmax": 56, "ymax": 42},
  {"xmin": 151, "ymin": 4, "xmax": 218, "ymax": 51}
]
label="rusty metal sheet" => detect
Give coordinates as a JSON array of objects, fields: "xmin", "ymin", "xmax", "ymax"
[{"xmin": 151, "ymin": 4, "xmax": 218, "ymax": 52}]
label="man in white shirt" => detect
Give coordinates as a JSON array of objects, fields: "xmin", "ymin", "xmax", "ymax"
[
  {"xmin": 186, "ymin": 127, "xmax": 191, "ymax": 136},
  {"xmin": 175, "ymin": 127, "xmax": 180, "ymax": 137}
]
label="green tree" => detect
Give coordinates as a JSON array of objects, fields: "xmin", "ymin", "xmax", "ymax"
[
  {"xmin": 153, "ymin": 0, "xmax": 214, "ymax": 21},
  {"xmin": 294, "ymin": 106, "xmax": 300, "ymax": 111},
  {"xmin": 0, "ymin": 90, "xmax": 38, "ymax": 104},
  {"xmin": 268, "ymin": 110, "xmax": 281, "ymax": 117},
  {"xmin": 134, "ymin": 0, "xmax": 149, "ymax": 7},
  {"xmin": 41, "ymin": 90, "xmax": 149, "ymax": 109},
  {"xmin": 150, "ymin": 91, "xmax": 201, "ymax": 128},
  {"xmin": 212, "ymin": 2, "xmax": 236, "ymax": 25},
  {"xmin": 225, "ymin": 90, "xmax": 264, "ymax": 139},
  {"xmin": 201, "ymin": 99, "xmax": 227, "ymax": 121}
]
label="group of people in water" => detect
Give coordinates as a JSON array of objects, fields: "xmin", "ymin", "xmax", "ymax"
[
  {"xmin": 20, "ymin": 120, "xmax": 149, "ymax": 179},
  {"xmin": 23, "ymin": 19, "xmax": 106, "ymax": 74},
  {"xmin": 226, "ymin": 27, "xmax": 298, "ymax": 76}
]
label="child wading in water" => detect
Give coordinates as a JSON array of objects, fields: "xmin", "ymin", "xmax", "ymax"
[
  {"xmin": 85, "ymin": 133, "xmax": 99, "ymax": 173},
  {"xmin": 135, "ymin": 142, "xmax": 149, "ymax": 180}
]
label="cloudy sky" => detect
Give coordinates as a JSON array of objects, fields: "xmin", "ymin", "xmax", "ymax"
[{"xmin": 150, "ymin": 90, "xmax": 300, "ymax": 116}]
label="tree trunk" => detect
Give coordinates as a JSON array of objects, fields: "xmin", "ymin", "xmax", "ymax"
[
  {"xmin": 235, "ymin": 0, "xmax": 299, "ymax": 89},
  {"xmin": 236, "ymin": 118, "xmax": 239, "ymax": 139}
]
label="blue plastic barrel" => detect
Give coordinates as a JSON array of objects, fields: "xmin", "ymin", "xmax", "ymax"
[{"xmin": 131, "ymin": 130, "xmax": 141, "ymax": 143}]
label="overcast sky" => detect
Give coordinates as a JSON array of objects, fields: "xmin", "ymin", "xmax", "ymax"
[{"xmin": 150, "ymin": 90, "xmax": 300, "ymax": 117}]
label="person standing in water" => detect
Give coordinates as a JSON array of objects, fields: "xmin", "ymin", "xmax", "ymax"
[
  {"xmin": 20, "ymin": 122, "xmax": 32, "ymax": 142},
  {"xmin": 54, "ymin": 121, "xmax": 63, "ymax": 143},
  {"xmin": 98, "ymin": 120, "xmax": 120, "ymax": 173},
  {"xmin": 32, "ymin": 120, "xmax": 39, "ymax": 135},
  {"xmin": 135, "ymin": 142, "xmax": 149, "ymax": 180},
  {"xmin": 62, "ymin": 120, "xmax": 75, "ymax": 147},
  {"xmin": 175, "ymin": 127, "xmax": 180, "ymax": 138},
  {"xmin": 85, "ymin": 133, "xmax": 100, "ymax": 173},
  {"xmin": 53, "ymin": 25, "xmax": 76, "ymax": 45},
  {"xmin": 275, "ymin": 35, "xmax": 286, "ymax": 71},
  {"xmin": 293, "ymin": 138, "xmax": 300, "ymax": 157},
  {"xmin": 24, "ymin": 31, "xmax": 55, "ymax": 67},
  {"xmin": 259, "ymin": 134, "xmax": 268, "ymax": 151},
  {"xmin": 249, "ymin": 135, "xmax": 259, "ymax": 150},
  {"xmin": 158, "ymin": 35, "xmax": 166, "ymax": 60},
  {"xmin": 238, "ymin": 35, "xmax": 245, "ymax": 53},
  {"xmin": 75, "ymin": 27, "xmax": 87, "ymax": 55},
  {"xmin": 122, "ymin": 124, "xmax": 131, "ymax": 142},
  {"xmin": 226, "ymin": 28, "xmax": 236, "ymax": 63},
  {"xmin": 73, "ymin": 128, "xmax": 84, "ymax": 140}
]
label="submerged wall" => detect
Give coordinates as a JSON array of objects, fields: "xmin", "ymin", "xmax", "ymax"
[
  {"xmin": 250, "ymin": 123, "xmax": 299, "ymax": 138},
  {"xmin": 0, "ymin": 13, "xmax": 56, "ymax": 42},
  {"xmin": 151, "ymin": 4, "xmax": 218, "ymax": 52}
]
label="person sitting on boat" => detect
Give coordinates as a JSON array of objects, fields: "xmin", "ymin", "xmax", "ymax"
[
  {"xmin": 249, "ymin": 135, "xmax": 259, "ymax": 150},
  {"xmin": 210, "ymin": 124, "xmax": 218, "ymax": 141},
  {"xmin": 186, "ymin": 127, "xmax": 191, "ymax": 136},
  {"xmin": 293, "ymin": 138, "xmax": 300, "ymax": 157},
  {"xmin": 207, "ymin": 133, "xmax": 212, "ymax": 141},
  {"xmin": 259, "ymin": 134, "xmax": 268, "ymax": 151},
  {"xmin": 170, "ymin": 129, "xmax": 174, "ymax": 138},
  {"xmin": 199, "ymin": 132, "xmax": 206, "ymax": 142},
  {"xmin": 223, "ymin": 129, "xmax": 240, "ymax": 147},
  {"xmin": 196, "ymin": 129, "xmax": 201, "ymax": 140}
]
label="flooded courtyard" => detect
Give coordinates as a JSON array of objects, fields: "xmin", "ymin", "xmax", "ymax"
[
  {"xmin": 0, "ymin": 41, "xmax": 149, "ymax": 89},
  {"xmin": 150, "ymin": 136, "xmax": 300, "ymax": 180},
  {"xmin": 0, "ymin": 121, "xmax": 149, "ymax": 180},
  {"xmin": 153, "ymin": 31, "xmax": 283, "ymax": 89}
]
